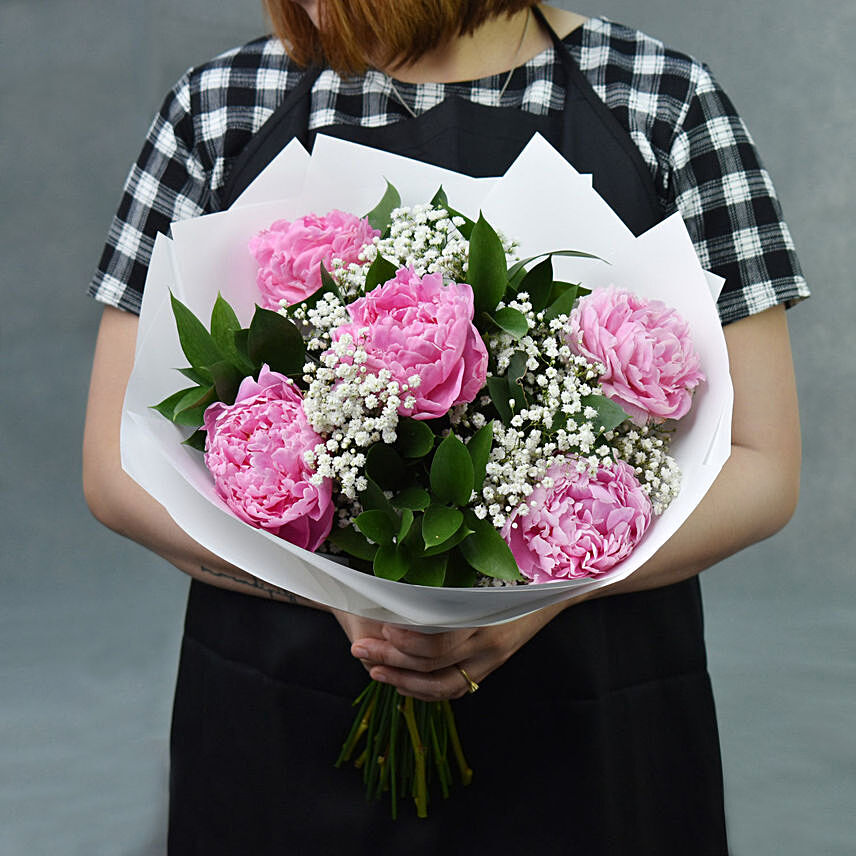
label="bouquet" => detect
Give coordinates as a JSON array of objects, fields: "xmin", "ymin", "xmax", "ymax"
[{"xmin": 121, "ymin": 134, "xmax": 732, "ymax": 817}]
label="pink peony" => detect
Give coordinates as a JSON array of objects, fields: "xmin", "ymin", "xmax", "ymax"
[
  {"xmin": 249, "ymin": 210, "xmax": 379, "ymax": 309},
  {"xmin": 332, "ymin": 267, "xmax": 488, "ymax": 420},
  {"xmin": 203, "ymin": 365, "xmax": 333, "ymax": 551},
  {"xmin": 568, "ymin": 286, "xmax": 705, "ymax": 423},
  {"xmin": 501, "ymin": 457, "xmax": 652, "ymax": 582}
]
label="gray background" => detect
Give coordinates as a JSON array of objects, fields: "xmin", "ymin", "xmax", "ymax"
[{"xmin": 1, "ymin": 1, "xmax": 853, "ymax": 853}]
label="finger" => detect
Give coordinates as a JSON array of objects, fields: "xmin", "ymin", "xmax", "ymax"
[
  {"xmin": 351, "ymin": 638, "xmax": 466, "ymax": 673},
  {"xmin": 369, "ymin": 664, "xmax": 476, "ymax": 703},
  {"xmin": 380, "ymin": 625, "xmax": 474, "ymax": 659}
]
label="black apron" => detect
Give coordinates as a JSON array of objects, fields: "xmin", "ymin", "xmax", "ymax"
[{"xmin": 169, "ymin": 12, "xmax": 729, "ymax": 854}]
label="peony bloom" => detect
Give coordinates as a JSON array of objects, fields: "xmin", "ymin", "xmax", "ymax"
[
  {"xmin": 568, "ymin": 286, "xmax": 705, "ymax": 423},
  {"xmin": 203, "ymin": 365, "xmax": 333, "ymax": 551},
  {"xmin": 249, "ymin": 210, "xmax": 379, "ymax": 309},
  {"xmin": 501, "ymin": 457, "xmax": 652, "ymax": 582},
  {"xmin": 332, "ymin": 267, "xmax": 488, "ymax": 420}
]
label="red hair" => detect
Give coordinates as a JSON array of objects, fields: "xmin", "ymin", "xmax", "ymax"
[{"xmin": 263, "ymin": 0, "xmax": 539, "ymax": 75}]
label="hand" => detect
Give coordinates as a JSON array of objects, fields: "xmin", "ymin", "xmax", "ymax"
[
  {"xmin": 346, "ymin": 601, "xmax": 570, "ymax": 702},
  {"xmin": 331, "ymin": 608, "xmax": 388, "ymax": 673}
]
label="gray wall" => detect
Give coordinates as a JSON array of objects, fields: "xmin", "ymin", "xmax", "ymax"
[{"xmin": 2, "ymin": 1, "xmax": 853, "ymax": 853}]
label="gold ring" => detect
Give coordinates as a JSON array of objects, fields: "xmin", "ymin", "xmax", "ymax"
[{"xmin": 456, "ymin": 664, "xmax": 479, "ymax": 694}]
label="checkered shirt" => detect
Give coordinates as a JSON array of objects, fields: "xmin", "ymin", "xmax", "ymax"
[{"xmin": 89, "ymin": 17, "xmax": 809, "ymax": 324}]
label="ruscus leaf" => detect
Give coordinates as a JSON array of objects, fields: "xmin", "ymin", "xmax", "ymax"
[
  {"xmin": 247, "ymin": 306, "xmax": 306, "ymax": 376},
  {"xmin": 365, "ymin": 180, "xmax": 401, "ymax": 233},
  {"xmin": 355, "ymin": 510, "xmax": 396, "ymax": 546},
  {"xmin": 395, "ymin": 418, "xmax": 435, "ymax": 459},
  {"xmin": 429, "ymin": 433, "xmax": 474, "ymax": 507},
  {"xmin": 459, "ymin": 512, "xmax": 523, "ymax": 581},
  {"xmin": 422, "ymin": 505, "xmax": 464, "ymax": 549},
  {"xmin": 373, "ymin": 544, "xmax": 410, "ymax": 581},
  {"xmin": 466, "ymin": 420, "xmax": 494, "ymax": 491},
  {"xmin": 467, "ymin": 213, "xmax": 508, "ymax": 315},
  {"xmin": 170, "ymin": 293, "xmax": 223, "ymax": 372}
]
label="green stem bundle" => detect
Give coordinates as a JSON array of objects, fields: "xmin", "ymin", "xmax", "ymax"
[{"xmin": 336, "ymin": 680, "xmax": 472, "ymax": 818}]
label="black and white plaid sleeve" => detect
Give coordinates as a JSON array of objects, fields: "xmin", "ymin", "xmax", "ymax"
[
  {"xmin": 578, "ymin": 19, "xmax": 808, "ymax": 325},
  {"xmin": 665, "ymin": 62, "xmax": 809, "ymax": 324},
  {"xmin": 88, "ymin": 38, "xmax": 300, "ymax": 315}
]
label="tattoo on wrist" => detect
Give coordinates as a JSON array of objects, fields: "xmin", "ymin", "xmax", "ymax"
[{"xmin": 199, "ymin": 564, "xmax": 298, "ymax": 603}]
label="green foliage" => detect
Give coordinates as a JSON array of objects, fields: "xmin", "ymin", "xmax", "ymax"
[
  {"xmin": 459, "ymin": 512, "xmax": 523, "ymax": 581},
  {"xmin": 395, "ymin": 418, "xmax": 435, "ymax": 459},
  {"xmin": 365, "ymin": 443, "xmax": 407, "ymax": 491},
  {"xmin": 405, "ymin": 555, "xmax": 447, "ymax": 587},
  {"xmin": 422, "ymin": 505, "xmax": 464, "ymax": 550},
  {"xmin": 467, "ymin": 213, "xmax": 508, "ymax": 316},
  {"xmin": 355, "ymin": 510, "xmax": 396, "ymax": 546},
  {"xmin": 328, "ymin": 525, "xmax": 378, "ymax": 561},
  {"xmin": 581, "ymin": 393, "xmax": 630, "ymax": 433},
  {"xmin": 490, "ymin": 306, "xmax": 529, "ymax": 339},
  {"xmin": 429, "ymin": 433, "xmax": 474, "ymax": 507},
  {"xmin": 466, "ymin": 421, "xmax": 493, "ymax": 491},
  {"xmin": 373, "ymin": 544, "xmax": 410, "ymax": 581},
  {"xmin": 365, "ymin": 180, "xmax": 401, "ymax": 234},
  {"xmin": 247, "ymin": 306, "xmax": 305, "ymax": 377},
  {"xmin": 364, "ymin": 253, "xmax": 398, "ymax": 292}
]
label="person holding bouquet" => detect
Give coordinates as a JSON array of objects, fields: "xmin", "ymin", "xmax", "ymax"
[{"xmin": 82, "ymin": 1, "xmax": 808, "ymax": 853}]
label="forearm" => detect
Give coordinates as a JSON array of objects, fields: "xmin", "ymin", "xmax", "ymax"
[
  {"xmin": 82, "ymin": 306, "xmax": 325, "ymax": 610},
  {"xmin": 587, "ymin": 443, "xmax": 798, "ymax": 599},
  {"xmin": 587, "ymin": 305, "xmax": 801, "ymax": 600}
]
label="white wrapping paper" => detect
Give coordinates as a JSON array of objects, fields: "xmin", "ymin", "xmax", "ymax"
[{"xmin": 121, "ymin": 134, "xmax": 732, "ymax": 629}]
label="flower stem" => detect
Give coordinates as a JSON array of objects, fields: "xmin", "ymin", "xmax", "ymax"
[
  {"xmin": 442, "ymin": 700, "xmax": 473, "ymax": 786},
  {"xmin": 402, "ymin": 696, "xmax": 428, "ymax": 818}
]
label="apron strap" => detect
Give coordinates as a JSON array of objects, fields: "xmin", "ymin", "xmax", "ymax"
[
  {"xmin": 532, "ymin": 6, "xmax": 662, "ymax": 228},
  {"xmin": 221, "ymin": 65, "xmax": 322, "ymax": 208}
]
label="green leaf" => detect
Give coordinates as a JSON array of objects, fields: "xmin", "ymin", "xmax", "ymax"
[
  {"xmin": 459, "ymin": 512, "xmax": 523, "ymax": 581},
  {"xmin": 177, "ymin": 366, "xmax": 211, "ymax": 386},
  {"xmin": 490, "ymin": 307, "xmax": 529, "ymax": 339},
  {"xmin": 365, "ymin": 443, "xmax": 406, "ymax": 491},
  {"xmin": 429, "ymin": 186, "xmax": 475, "ymax": 239},
  {"xmin": 181, "ymin": 430, "xmax": 207, "ymax": 451},
  {"xmin": 443, "ymin": 549, "xmax": 478, "ymax": 587},
  {"xmin": 467, "ymin": 213, "xmax": 508, "ymax": 315},
  {"xmin": 398, "ymin": 508, "xmax": 414, "ymax": 543},
  {"xmin": 359, "ymin": 477, "xmax": 398, "ymax": 524},
  {"xmin": 422, "ymin": 505, "xmax": 464, "ymax": 550},
  {"xmin": 429, "ymin": 433, "xmax": 474, "ymax": 506},
  {"xmin": 391, "ymin": 486, "xmax": 431, "ymax": 511},
  {"xmin": 247, "ymin": 306, "xmax": 306, "ymax": 376},
  {"xmin": 211, "ymin": 294, "xmax": 256, "ymax": 376},
  {"xmin": 208, "ymin": 360, "xmax": 243, "ymax": 404},
  {"xmin": 234, "ymin": 328, "xmax": 251, "ymax": 363},
  {"xmin": 373, "ymin": 543, "xmax": 409, "ymax": 581},
  {"xmin": 506, "ymin": 249, "xmax": 604, "ymax": 283},
  {"xmin": 466, "ymin": 420, "xmax": 493, "ymax": 491},
  {"xmin": 365, "ymin": 180, "xmax": 401, "ymax": 233},
  {"xmin": 327, "ymin": 525, "xmax": 378, "ymax": 561},
  {"xmin": 395, "ymin": 418, "xmax": 435, "ymax": 459},
  {"xmin": 152, "ymin": 387, "xmax": 196, "ymax": 422},
  {"xmin": 421, "ymin": 522, "xmax": 473, "ymax": 557},
  {"xmin": 506, "ymin": 351, "xmax": 529, "ymax": 415},
  {"xmin": 581, "ymin": 393, "xmax": 630, "ymax": 433},
  {"xmin": 519, "ymin": 256, "xmax": 555, "ymax": 312},
  {"xmin": 507, "ymin": 350, "xmax": 529, "ymax": 384},
  {"xmin": 543, "ymin": 287, "xmax": 576, "ymax": 322},
  {"xmin": 170, "ymin": 293, "xmax": 223, "ymax": 373},
  {"xmin": 172, "ymin": 385, "xmax": 217, "ymax": 427},
  {"xmin": 486, "ymin": 376, "xmax": 513, "ymax": 425},
  {"xmin": 364, "ymin": 254, "xmax": 398, "ymax": 293},
  {"xmin": 405, "ymin": 555, "xmax": 447, "ymax": 587},
  {"xmin": 355, "ymin": 510, "xmax": 396, "ymax": 546}
]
